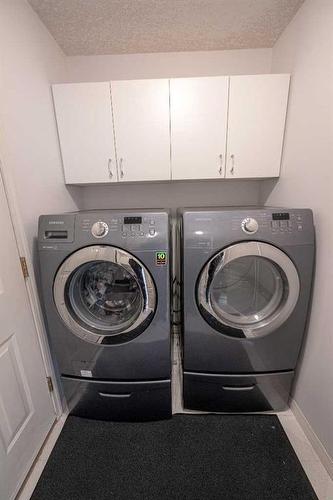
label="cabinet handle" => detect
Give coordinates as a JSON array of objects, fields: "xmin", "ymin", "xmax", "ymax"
[
  {"xmin": 107, "ymin": 158, "xmax": 113, "ymax": 179},
  {"xmin": 218, "ymin": 154, "xmax": 223, "ymax": 175},
  {"xmin": 230, "ymin": 154, "xmax": 235, "ymax": 175},
  {"xmin": 119, "ymin": 158, "xmax": 124, "ymax": 179}
]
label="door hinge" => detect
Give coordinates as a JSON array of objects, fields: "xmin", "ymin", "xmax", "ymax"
[
  {"xmin": 20, "ymin": 256, "xmax": 29, "ymax": 279},
  {"xmin": 47, "ymin": 376, "xmax": 54, "ymax": 393}
]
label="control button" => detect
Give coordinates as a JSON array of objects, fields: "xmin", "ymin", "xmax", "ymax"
[
  {"xmin": 122, "ymin": 232, "xmax": 127, "ymax": 237},
  {"xmin": 271, "ymin": 221, "xmax": 279, "ymax": 229},
  {"xmin": 297, "ymin": 224, "xmax": 303, "ymax": 231},
  {"xmin": 241, "ymin": 217, "xmax": 259, "ymax": 234},
  {"xmin": 150, "ymin": 220, "xmax": 155, "ymax": 226},
  {"xmin": 140, "ymin": 231, "xmax": 145, "ymax": 236},
  {"xmin": 149, "ymin": 228, "xmax": 156, "ymax": 236},
  {"xmin": 91, "ymin": 221, "xmax": 109, "ymax": 238},
  {"xmin": 280, "ymin": 220, "xmax": 288, "ymax": 227},
  {"xmin": 131, "ymin": 232, "xmax": 136, "ymax": 237}
]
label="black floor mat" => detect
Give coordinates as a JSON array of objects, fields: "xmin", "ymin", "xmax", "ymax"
[{"xmin": 31, "ymin": 414, "xmax": 317, "ymax": 500}]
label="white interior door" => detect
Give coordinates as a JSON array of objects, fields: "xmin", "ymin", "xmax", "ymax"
[
  {"xmin": 111, "ymin": 79, "xmax": 171, "ymax": 182},
  {"xmin": 53, "ymin": 82, "xmax": 117, "ymax": 184},
  {"xmin": 226, "ymin": 74, "xmax": 290, "ymax": 178},
  {"xmin": 0, "ymin": 171, "xmax": 55, "ymax": 500},
  {"xmin": 170, "ymin": 76, "xmax": 229, "ymax": 180}
]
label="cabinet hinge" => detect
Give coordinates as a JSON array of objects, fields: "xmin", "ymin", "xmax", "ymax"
[
  {"xmin": 20, "ymin": 257, "xmax": 29, "ymax": 279},
  {"xmin": 47, "ymin": 376, "xmax": 54, "ymax": 393}
]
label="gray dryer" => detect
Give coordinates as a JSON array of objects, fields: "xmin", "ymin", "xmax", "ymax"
[{"xmin": 179, "ymin": 207, "xmax": 315, "ymax": 412}]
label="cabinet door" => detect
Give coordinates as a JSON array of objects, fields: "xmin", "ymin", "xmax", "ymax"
[
  {"xmin": 226, "ymin": 74, "xmax": 290, "ymax": 179},
  {"xmin": 170, "ymin": 77, "xmax": 228, "ymax": 180},
  {"xmin": 111, "ymin": 79, "xmax": 171, "ymax": 182},
  {"xmin": 52, "ymin": 82, "xmax": 117, "ymax": 184}
]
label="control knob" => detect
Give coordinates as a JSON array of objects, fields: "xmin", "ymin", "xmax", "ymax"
[
  {"xmin": 241, "ymin": 217, "xmax": 259, "ymax": 234},
  {"xmin": 91, "ymin": 221, "xmax": 109, "ymax": 238}
]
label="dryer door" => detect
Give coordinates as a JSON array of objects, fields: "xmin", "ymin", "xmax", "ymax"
[
  {"xmin": 53, "ymin": 245, "xmax": 156, "ymax": 344},
  {"xmin": 197, "ymin": 242, "xmax": 300, "ymax": 338}
]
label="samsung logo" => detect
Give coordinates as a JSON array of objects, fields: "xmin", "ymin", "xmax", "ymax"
[{"xmin": 49, "ymin": 220, "xmax": 64, "ymax": 225}]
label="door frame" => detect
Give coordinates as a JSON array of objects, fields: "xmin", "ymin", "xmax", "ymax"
[{"xmin": 0, "ymin": 152, "xmax": 62, "ymax": 417}]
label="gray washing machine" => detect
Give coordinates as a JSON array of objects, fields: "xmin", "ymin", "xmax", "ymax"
[
  {"xmin": 38, "ymin": 210, "xmax": 171, "ymax": 421},
  {"xmin": 179, "ymin": 207, "xmax": 315, "ymax": 412}
]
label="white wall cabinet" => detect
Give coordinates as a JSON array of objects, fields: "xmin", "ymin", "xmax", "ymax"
[
  {"xmin": 53, "ymin": 74, "xmax": 290, "ymax": 185},
  {"xmin": 111, "ymin": 79, "xmax": 171, "ymax": 182},
  {"xmin": 225, "ymin": 74, "xmax": 290, "ymax": 179},
  {"xmin": 170, "ymin": 77, "xmax": 228, "ymax": 180},
  {"xmin": 53, "ymin": 82, "xmax": 117, "ymax": 184}
]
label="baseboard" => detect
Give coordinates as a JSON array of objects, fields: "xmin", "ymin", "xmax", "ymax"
[{"xmin": 290, "ymin": 399, "xmax": 333, "ymax": 479}]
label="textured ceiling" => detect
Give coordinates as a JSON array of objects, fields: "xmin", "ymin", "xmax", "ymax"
[{"xmin": 28, "ymin": 0, "xmax": 304, "ymax": 56}]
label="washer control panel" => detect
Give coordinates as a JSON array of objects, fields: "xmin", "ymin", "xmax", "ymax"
[
  {"xmin": 91, "ymin": 221, "xmax": 109, "ymax": 238},
  {"xmin": 81, "ymin": 214, "xmax": 158, "ymax": 239},
  {"xmin": 121, "ymin": 216, "xmax": 156, "ymax": 238},
  {"xmin": 241, "ymin": 217, "xmax": 259, "ymax": 234}
]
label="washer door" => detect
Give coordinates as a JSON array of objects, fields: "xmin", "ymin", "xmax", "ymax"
[
  {"xmin": 197, "ymin": 242, "xmax": 300, "ymax": 338},
  {"xmin": 54, "ymin": 246, "xmax": 156, "ymax": 344}
]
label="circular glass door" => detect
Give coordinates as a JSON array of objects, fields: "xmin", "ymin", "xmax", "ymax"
[
  {"xmin": 197, "ymin": 242, "xmax": 300, "ymax": 338},
  {"xmin": 54, "ymin": 246, "xmax": 156, "ymax": 344}
]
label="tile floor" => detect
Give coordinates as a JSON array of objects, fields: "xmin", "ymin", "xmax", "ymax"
[
  {"xmin": 278, "ymin": 411, "xmax": 333, "ymax": 500},
  {"xmin": 17, "ymin": 335, "xmax": 333, "ymax": 500}
]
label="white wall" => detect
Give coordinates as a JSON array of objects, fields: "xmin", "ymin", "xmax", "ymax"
[
  {"xmin": 67, "ymin": 48, "xmax": 272, "ymax": 210},
  {"xmin": 261, "ymin": 0, "xmax": 333, "ymax": 459},
  {"xmin": 0, "ymin": 0, "xmax": 80, "ymax": 256},
  {"xmin": 66, "ymin": 48, "xmax": 272, "ymax": 82},
  {"xmin": 80, "ymin": 180, "xmax": 261, "ymax": 212}
]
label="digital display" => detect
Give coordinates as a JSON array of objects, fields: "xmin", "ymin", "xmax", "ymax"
[
  {"xmin": 124, "ymin": 216, "xmax": 142, "ymax": 225},
  {"xmin": 272, "ymin": 213, "xmax": 290, "ymax": 220}
]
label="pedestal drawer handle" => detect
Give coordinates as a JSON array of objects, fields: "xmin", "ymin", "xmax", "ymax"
[
  {"xmin": 222, "ymin": 385, "xmax": 256, "ymax": 391},
  {"xmin": 99, "ymin": 392, "xmax": 132, "ymax": 398}
]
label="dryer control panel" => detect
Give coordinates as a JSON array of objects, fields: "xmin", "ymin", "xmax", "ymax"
[
  {"xmin": 235, "ymin": 211, "xmax": 308, "ymax": 235},
  {"xmin": 270, "ymin": 212, "xmax": 304, "ymax": 233},
  {"xmin": 181, "ymin": 207, "xmax": 314, "ymax": 249}
]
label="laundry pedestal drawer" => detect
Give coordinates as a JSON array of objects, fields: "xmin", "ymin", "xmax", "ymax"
[
  {"xmin": 183, "ymin": 372, "xmax": 294, "ymax": 412},
  {"xmin": 61, "ymin": 377, "xmax": 171, "ymax": 421}
]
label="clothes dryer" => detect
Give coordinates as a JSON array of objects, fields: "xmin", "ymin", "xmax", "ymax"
[{"xmin": 179, "ymin": 207, "xmax": 314, "ymax": 412}]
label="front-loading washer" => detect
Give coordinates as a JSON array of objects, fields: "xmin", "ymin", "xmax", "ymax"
[
  {"xmin": 179, "ymin": 207, "xmax": 315, "ymax": 412},
  {"xmin": 38, "ymin": 210, "xmax": 171, "ymax": 421}
]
